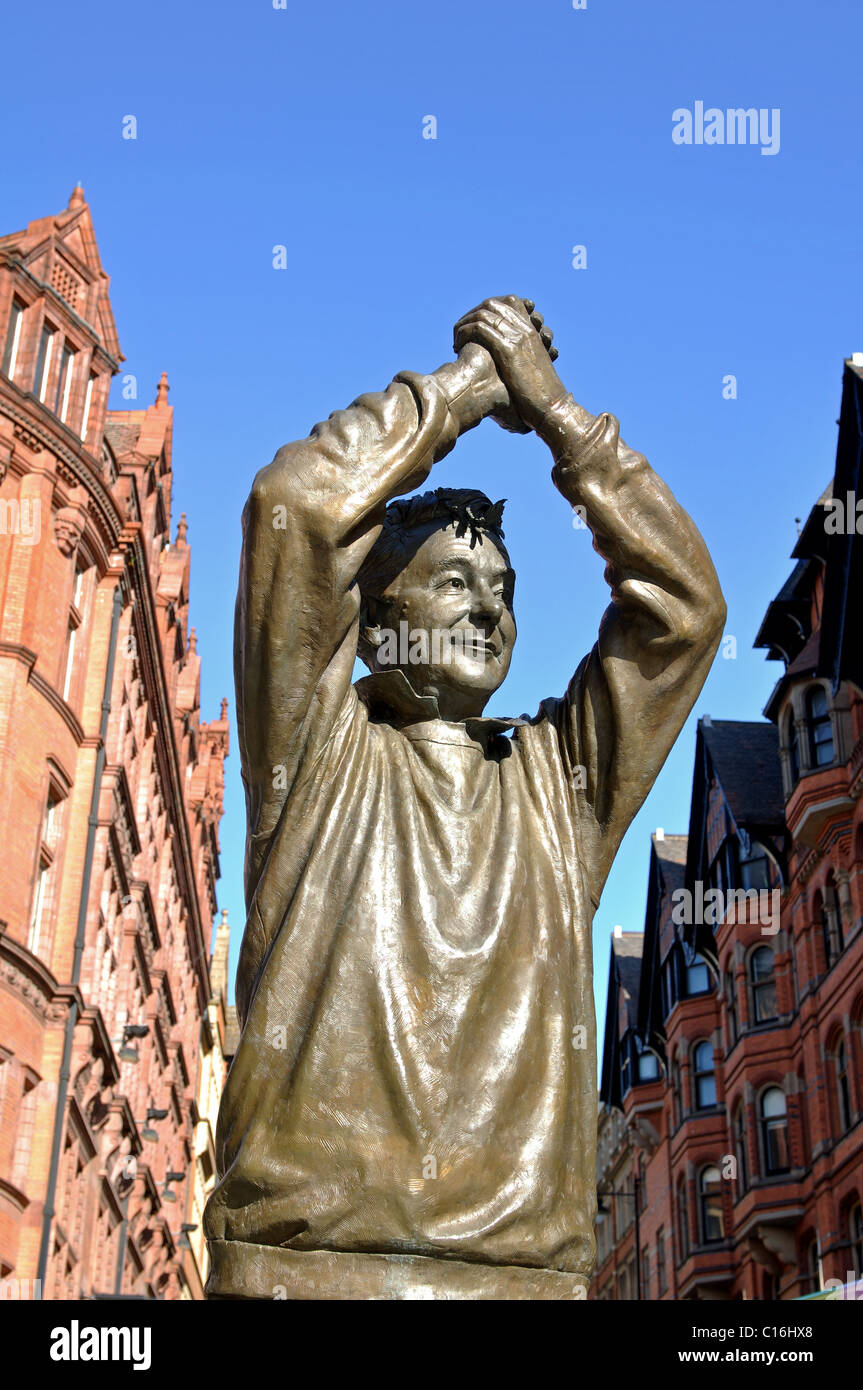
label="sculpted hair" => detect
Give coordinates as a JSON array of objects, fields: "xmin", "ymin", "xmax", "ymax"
[{"xmin": 356, "ymin": 487, "xmax": 508, "ymax": 670}]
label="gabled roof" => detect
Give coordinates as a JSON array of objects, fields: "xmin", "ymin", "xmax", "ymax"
[
  {"xmin": 756, "ymin": 358, "xmax": 863, "ymax": 702},
  {"xmin": 683, "ymin": 718, "xmax": 786, "ymax": 964},
  {"xmin": 700, "ymin": 719, "xmax": 784, "ymax": 828},
  {"xmin": 0, "ymin": 185, "xmax": 123, "ymax": 363},
  {"xmin": 599, "ymin": 932, "xmax": 645, "ymax": 1110}
]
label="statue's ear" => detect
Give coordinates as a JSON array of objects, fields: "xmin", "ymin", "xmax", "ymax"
[{"xmin": 358, "ymin": 594, "xmax": 388, "ymax": 669}]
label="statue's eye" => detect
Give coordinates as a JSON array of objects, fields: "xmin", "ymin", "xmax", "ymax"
[{"xmin": 443, "ymin": 576, "xmax": 466, "ymax": 590}]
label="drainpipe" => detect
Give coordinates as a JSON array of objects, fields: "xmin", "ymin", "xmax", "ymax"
[{"xmin": 37, "ymin": 583, "xmax": 124, "ymax": 1288}]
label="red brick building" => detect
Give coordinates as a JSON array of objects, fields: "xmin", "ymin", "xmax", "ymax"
[
  {"xmin": 593, "ymin": 358, "xmax": 863, "ymax": 1300},
  {"xmin": 0, "ymin": 188, "xmax": 231, "ymax": 1299}
]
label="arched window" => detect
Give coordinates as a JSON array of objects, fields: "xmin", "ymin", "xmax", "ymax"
[
  {"xmin": 677, "ymin": 1177, "xmax": 689, "ymax": 1260},
  {"xmin": 740, "ymin": 843, "xmax": 774, "ymax": 892},
  {"xmin": 803, "ymin": 1233, "xmax": 821, "ymax": 1295},
  {"xmin": 684, "ymin": 951, "xmax": 711, "ymax": 996},
  {"xmin": 849, "ymin": 1203, "xmax": 863, "ymax": 1273},
  {"xmin": 821, "ymin": 878, "xmax": 844, "ymax": 969},
  {"xmin": 734, "ymin": 1103, "xmax": 748, "ymax": 1195},
  {"xmin": 761, "ymin": 1087, "xmax": 790, "ymax": 1174},
  {"xmin": 750, "ymin": 946, "xmax": 778, "ymax": 1023},
  {"xmin": 699, "ymin": 1165, "xmax": 724, "ymax": 1244},
  {"xmin": 835, "ymin": 1040, "xmax": 852, "ymax": 1134},
  {"xmin": 693, "ymin": 1041, "xmax": 716, "ymax": 1109},
  {"xmin": 806, "ymin": 686, "xmax": 834, "ymax": 767}
]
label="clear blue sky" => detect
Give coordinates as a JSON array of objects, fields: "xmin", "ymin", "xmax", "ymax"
[{"xmin": 3, "ymin": 0, "xmax": 862, "ymax": 1053}]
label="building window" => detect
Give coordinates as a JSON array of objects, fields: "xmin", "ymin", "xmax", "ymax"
[
  {"xmin": 786, "ymin": 709, "xmax": 800, "ymax": 786},
  {"xmin": 740, "ymin": 842, "xmax": 775, "ymax": 892},
  {"xmin": 750, "ymin": 946, "xmax": 778, "ymax": 1023},
  {"xmin": 821, "ymin": 878, "xmax": 844, "ymax": 969},
  {"xmin": 725, "ymin": 968, "xmax": 738, "ymax": 1045},
  {"xmin": 677, "ymin": 1178, "xmax": 689, "ymax": 1260},
  {"xmin": 761, "ymin": 1087, "xmax": 790, "ymax": 1174},
  {"xmin": 2, "ymin": 297, "xmax": 25, "ymax": 379},
  {"xmin": 29, "ymin": 786, "xmax": 61, "ymax": 956},
  {"xmin": 684, "ymin": 951, "xmax": 711, "ymax": 996},
  {"xmin": 662, "ymin": 948, "xmax": 680, "ymax": 1018},
  {"xmin": 672, "ymin": 1054, "xmax": 683, "ymax": 1126},
  {"xmin": 849, "ymin": 1203, "xmax": 863, "ymax": 1273},
  {"xmin": 81, "ymin": 370, "xmax": 97, "ymax": 441},
  {"xmin": 693, "ymin": 1040, "xmax": 716, "ymax": 1109},
  {"xmin": 804, "ymin": 1235, "xmax": 821, "ymax": 1295},
  {"xmin": 641, "ymin": 1246, "xmax": 650, "ymax": 1300},
  {"xmin": 699, "ymin": 1165, "xmax": 724, "ymax": 1244},
  {"xmin": 806, "ymin": 686, "xmax": 834, "ymax": 767},
  {"xmin": 54, "ymin": 342, "xmax": 75, "ymax": 422},
  {"xmin": 620, "ymin": 1029, "xmax": 632, "ymax": 1096},
  {"xmin": 734, "ymin": 1104, "xmax": 748, "ymax": 1194},
  {"xmin": 34, "ymin": 322, "xmax": 58, "ymax": 403},
  {"xmin": 62, "ymin": 621, "xmax": 77, "ymax": 703},
  {"xmin": 635, "ymin": 1034, "xmax": 659, "ymax": 1082},
  {"xmin": 835, "ymin": 1040, "xmax": 852, "ymax": 1134},
  {"xmin": 657, "ymin": 1226, "xmax": 667, "ymax": 1294}
]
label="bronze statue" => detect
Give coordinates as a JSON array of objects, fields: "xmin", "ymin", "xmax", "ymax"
[{"xmin": 204, "ymin": 297, "xmax": 725, "ymax": 1299}]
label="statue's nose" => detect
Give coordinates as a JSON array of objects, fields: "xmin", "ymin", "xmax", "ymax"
[{"xmin": 473, "ymin": 582, "xmax": 504, "ymax": 623}]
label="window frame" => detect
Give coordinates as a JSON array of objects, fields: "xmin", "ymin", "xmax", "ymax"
[{"xmin": 693, "ymin": 1039, "xmax": 717, "ymax": 1110}]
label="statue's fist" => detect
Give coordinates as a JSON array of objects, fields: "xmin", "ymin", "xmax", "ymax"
[{"xmin": 453, "ymin": 297, "xmax": 564, "ymax": 433}]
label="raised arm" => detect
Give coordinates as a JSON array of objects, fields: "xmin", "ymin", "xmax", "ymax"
[
  {"xmin": 235, "ymin": 343, "xmax": 516, "ymax": 904},
  {"xmin": 455, "ymin": 298, "xmax": 726, "ymax": 907}
]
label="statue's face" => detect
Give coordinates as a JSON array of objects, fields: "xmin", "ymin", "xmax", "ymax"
[{"xmin": 374, "ymin": 521, "xmax": 516, "ymax": 720}]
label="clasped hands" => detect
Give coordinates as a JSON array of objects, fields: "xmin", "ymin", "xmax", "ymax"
[{"xmin": 451, "ymin": 296, "xmax": 567, "ymax": 435}]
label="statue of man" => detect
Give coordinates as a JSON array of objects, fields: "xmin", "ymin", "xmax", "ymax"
[{"xmin": 204, "ymin": 297, "xmax": 725, "ymax": 1299}]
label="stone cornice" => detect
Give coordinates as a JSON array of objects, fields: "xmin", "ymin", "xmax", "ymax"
[{"xmin": 0, "ymin": 928, "xmax": 70, "ymax": 1022}]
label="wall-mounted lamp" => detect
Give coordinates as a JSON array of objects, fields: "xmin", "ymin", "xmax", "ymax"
[
  {"xmin": 178, "ymin": 1222, "xmax": 198, "ymax": 1251},
  {"xmin": 117, "ymin": 1023, "xmax": 150, "ymax": 1063},
  {"xmin": 141, "ymin": 1106, "xmax": 169, "ymax": 1143},
  {"xmin": 162, "ymin": 1170, "xmax": 185, "ymax": 1204}
]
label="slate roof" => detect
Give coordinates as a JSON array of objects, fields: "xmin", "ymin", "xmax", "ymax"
[{"xmin": 701, "ymin": 719, "xmax": 784, "ymax": 829}]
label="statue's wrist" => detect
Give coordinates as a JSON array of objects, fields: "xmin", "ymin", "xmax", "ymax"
[
  {"xmin": 434, "ymin": 350, "xmax": 501, "ymax": 433},
  {"xmin": 535, "ymin": 392, "xmax": 599, "ymax": 456}
]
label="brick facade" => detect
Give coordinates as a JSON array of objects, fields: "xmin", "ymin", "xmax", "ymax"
[
  {"xmin": 592, "ymin": 360, "xmax": 863, "ymax": 1301},
  {"xmin": 0, "ymin": 188, "xmax": 231, "ymax": 1299}
]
